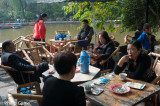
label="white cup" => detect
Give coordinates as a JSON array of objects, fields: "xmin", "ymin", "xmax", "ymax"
[{"xmin": 119, "ymin": 73, "xmax": 127, "ymax": 81}]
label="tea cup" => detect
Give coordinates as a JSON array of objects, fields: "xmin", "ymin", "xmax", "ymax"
[{"xmin": 119, "ymin": 73, "xmax": 127, "ymax": 81}]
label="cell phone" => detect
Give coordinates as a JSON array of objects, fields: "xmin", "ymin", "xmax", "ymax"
[{"xmin": 92, "ymin": 88, "xmax": 104, "ymax": 96}]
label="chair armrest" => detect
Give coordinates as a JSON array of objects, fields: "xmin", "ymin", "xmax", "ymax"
[
  {"xmin": 21, "ymin": 71, "xmax": 34, "ymax": 74},
  {"xmin": 8, "ymin": 93, "xmax": 42, "ymax": 104},
  {"xmin": 100, "ymin": 47, "xmax": 120, "ymax": 65},
  {"xmin": 7, "ymin": 94, "xmax": 16, "ymax": 106}
]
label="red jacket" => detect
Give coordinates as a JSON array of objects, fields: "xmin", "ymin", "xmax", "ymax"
[{"xmin": 33, "ymin": 20, "xmax": 46, "ymax": 39}]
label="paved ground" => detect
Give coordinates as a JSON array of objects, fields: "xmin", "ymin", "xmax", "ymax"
[{"xmin": 0, "ymin": 68, "xmax": 40, "ymax": 106}]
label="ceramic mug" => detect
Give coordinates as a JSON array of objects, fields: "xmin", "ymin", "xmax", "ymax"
[{"xmin": 119, "ymin": 73, "xmax": 127, "ymax": 81}]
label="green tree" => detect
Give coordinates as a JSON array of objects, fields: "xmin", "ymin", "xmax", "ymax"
[
  {"xmin": 7, "ymin": 0, "xmax": 26, "ymax": 18},
  {"xmin": 63, "ymin": 1, "xmax": 121, "ymax": 32},
  {"xmin": 121, "ymin": 0, "xmax": 160, "ymax": 32}
]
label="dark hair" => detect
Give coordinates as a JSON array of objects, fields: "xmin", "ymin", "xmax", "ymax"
[
  {"xmin": 137, "ymin": 23, "xmax": 144, "ymax": 31},
  {"xmin": 143, "ymin": 23, "xmax": 151, "ymax": 30},
  {"xmin": 2, "ymin": 40, "xmax": 12, "ymax": 51},
  {"xmin": 128, "ymin": 40, "xmax": 142, "ymax": 50},
  {"xmin": 83, "ymin": 19, "xmax": 89, "ymax": 24},
  {"xmin": 36, "ymin": 13, "xmax": 47, "ymax": 22},
  {"xmin": 53, "ymin": 52, "xmax": 77, "ymax": 75},
  {"xmin": 98, "ymin": 31, "xmax": 111, "ymax": 44}
]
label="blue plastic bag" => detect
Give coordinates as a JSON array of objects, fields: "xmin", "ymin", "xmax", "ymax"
[
  {"xmin": 56, "ymin": 34, "xmax": 68, "ymax": 40},
  {"xmin": 20, "ymin": 87, "xmax": 31, "ymax": 94}
]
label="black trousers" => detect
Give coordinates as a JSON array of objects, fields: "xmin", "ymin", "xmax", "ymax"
[{"xmin": 34, "ymin": 38, "xmax": 45, "ymax": 42}]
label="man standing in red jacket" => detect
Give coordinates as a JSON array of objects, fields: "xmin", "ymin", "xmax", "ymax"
[{"xmin": 33, "ymin": 13, "xmax": 47, "ymax": 42}]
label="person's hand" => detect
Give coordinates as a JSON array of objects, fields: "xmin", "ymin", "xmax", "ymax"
[
  {"xmin": 85, "ymin": 37, "xmax": 88, "ymax": 40},
  {"xmin": 36, "ymin": 66, "xmax": 39, "ymax": 71},
  {"xmin": 88, "ymin": 52, "xmax": 94, "ymax": 57},
  {"xmin": 94, "ymin": 53, "xmax": 103, "ymax": 60},
  {"xmin": 121, "ymin": 55, "xmax": 129, "ymax": 63},
  {"xmin": 117, "ymin": 55, "xmax": 129, "ymax": 67},
  {"xmin": 41, "ymin": 39, "xmax": 43, "ymax": 42}
]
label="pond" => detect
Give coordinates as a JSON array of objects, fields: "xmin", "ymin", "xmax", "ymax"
[{"xmin": 0, "ymin": 23, "xmax": 159, "ymax": 45}]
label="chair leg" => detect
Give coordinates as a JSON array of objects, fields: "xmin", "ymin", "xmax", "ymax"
[
  {"xmin": 17, "ymin": 88, "xmax": 21, "ymax": 106},
  {"xmin": 35, "ymin": 83, "xmax": 41, "ymax": 95},
  {"xmin": 35, "ymin": 83, "xmax": 42, "ymax": 106},
  {"xmin": 155, "ymin": 94, "xmax": 158, "ymax": 106}
]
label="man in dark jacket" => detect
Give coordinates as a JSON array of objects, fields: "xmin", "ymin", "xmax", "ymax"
[
  {"xmin": 1, "ymin": 40, "xmax": 49, "ymax": 84},
  {"xmin": 77, "ymin": 19, "xmax": 94, "ymax": 44}
]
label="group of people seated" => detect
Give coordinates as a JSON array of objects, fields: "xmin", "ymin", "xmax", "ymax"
[
  {"xmin": 1, "ymin": 40, "xmax": 91, "ymax": 106},
  {"xmin": 124, "ymin": 23, "xmax": 156, "ymax": 53},
  {"xmin": 0, "ymin": 21, "xmax": 158, "ymax": 105}
]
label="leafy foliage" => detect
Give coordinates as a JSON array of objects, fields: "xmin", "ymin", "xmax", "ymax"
[
  {"xmin": 63, "ymin": 1, "xmax": 121, "ymax": 32},
  {"xmin": 121, "ymin": 0, "xmax": 160, "ymax": 32}
]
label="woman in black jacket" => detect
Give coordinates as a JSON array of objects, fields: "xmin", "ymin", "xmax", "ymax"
[
  {"xmin": 114, "ymin": 40, "xmax": 156, "ymax": 82},
  {"xmin": 88, "ymin": 31, "xmax": 115, "ymax": 70}
]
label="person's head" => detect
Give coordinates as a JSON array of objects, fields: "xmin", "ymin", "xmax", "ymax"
[
  {"xmin": 127, "ymin": 40, "xmax": 142, "ymax": 60},
  {"xmin": 143, "ymin": 23, "xmax": 151, "ymax": 34},
  {"xmin": 98, "ymin": 31, "xmax": 111, "ymax": 45},
  {"xmin": 41, "ymin": 13, "xmax": 47, "ymax": 21},
  {"xmin": 137, "ymin": 23, "xmax": 144, "ymax": 32},
  {"xmin": 53, "ymin": 52, "xmax": 77, "ymax": 80},
  {"xmin": 2, "ymin": 40, "xmax": 16, "ymax": 52},
  {"xmin": 82, "ymin": 19, "xmax": 89, "ymax": 28},
  {"xmin": 36, "ymin": 13, "xmax": 47, "ymax": 22}
]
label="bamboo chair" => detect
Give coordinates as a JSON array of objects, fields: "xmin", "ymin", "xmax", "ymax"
[
  {"xmin": 25, "ymin": 34, "xmax": 34, "ymax": 41},
  {"xmin": 30, "ymin": 41, "xmax": 55, "ymax": 55},
  {"xmin": 0, "ymin": 65, "xmax": 41, "ymax": 105},
  {"xmin": 55, "ymin": 30, "xmax": 70, "ymax": 35},
  {"xmin": 149, "ymin": 52, "xmax": 160, "ymax": 85},
  {"xmin": 148, "ymin": 52, "xmax": 160, "ymax": 106},
  {"xmin": 99, "ymin": 46, "xmax": 120, "ymax": 74},
  {"xmin": 12, "ymin": 36, "xmax": 24, "ymax": 51},
  {"xmin": 124, "ymin": 35, "xmax": 132, "ymax": 44},
  {"xmin": 21, "ymin": 38, "xmax": 32, "ymax": 48},
  {"xmin": 7, "ymin": 93, "xmax": 42, "ymax": 106},
  {"xmin": 22, "ymin": 46, "xmax": 54, "ymax": 65},
  {"xmin": 52, "ymin": 40, "xmax": 72, "ymax": 53},
  {"xmin": 67, "ymin": 40, "xmax": 80, "ymax": 58}
]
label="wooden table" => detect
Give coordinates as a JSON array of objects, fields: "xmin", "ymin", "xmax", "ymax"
[
  {"xmin": 80, "ymin": 74, "xmax": 160, "ymax": 106},
  {"xmin": 49, "ymin": 39, "xmax": 78, "ymax": 53},
  {"xmin": 42, "ymin": 65, "xmax": 100, "ymax": 84}
]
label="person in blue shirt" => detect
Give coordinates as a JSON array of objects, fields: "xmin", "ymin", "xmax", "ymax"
[{"xmin": 137, "ymin": 23, "xmax": 151, "ymax": 52}]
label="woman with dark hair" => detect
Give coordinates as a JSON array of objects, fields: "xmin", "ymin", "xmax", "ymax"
[
  {"xmin": 114, "ymin": 40, "xmax": 156, "ymax": 82},
  {"xmin": 42, "ymin": 52, "xmax": 91, "ymax": 106},
  {"xmin": 33, "ymin": 13, "xmax": 47, "ymax": 42},
  {"xmin": 88, "ymin": 31, "xmax": 115, "ymax": 70}
]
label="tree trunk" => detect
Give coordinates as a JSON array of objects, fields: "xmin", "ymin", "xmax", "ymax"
[{"xmin": 19, "ymin": 0, "xmax": 25, "ymax": 19}]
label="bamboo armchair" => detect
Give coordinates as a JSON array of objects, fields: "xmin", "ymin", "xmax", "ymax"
[
  {"xmin": 22, "ymin": 46, "xmax": 54, "ymax": 65},
  {"xmin": 49, "ymin": 39, "xmax": 72, "ymax": 53},
  {"xmin": 99, "ymin": 47, "xmax": 120, "ymax": 74},
  {"xmin": 148, "ymin": 52, "xmax": 160, "ymax": 106},
  {"xmin": 7, "ymin": 93, "xmax": 42, "ymax": 106},
  {"xmin": 12, "ymin": 36, "xmax": 24, "ymax": 51},
  {"xmin": 124, "ymin": 35, "xmax": 132, "ymax": 44},
  {"xmin": 0, "ymin": 65, "xmax": 41, "ymax": 105},
  {"xmin": 21, "ymin": 38, "xmax": 32, "ymax": 48},
  {"xmin": 148, "ymin": 52, "xmax": 160, "ymax": 85},
  {"xmin": 24, "ymin": 34, "xmax": 34, "ymax": 41},
  {"xmin": 55, "ymin": 30, "xmax": 70, "ymax": 35}
]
